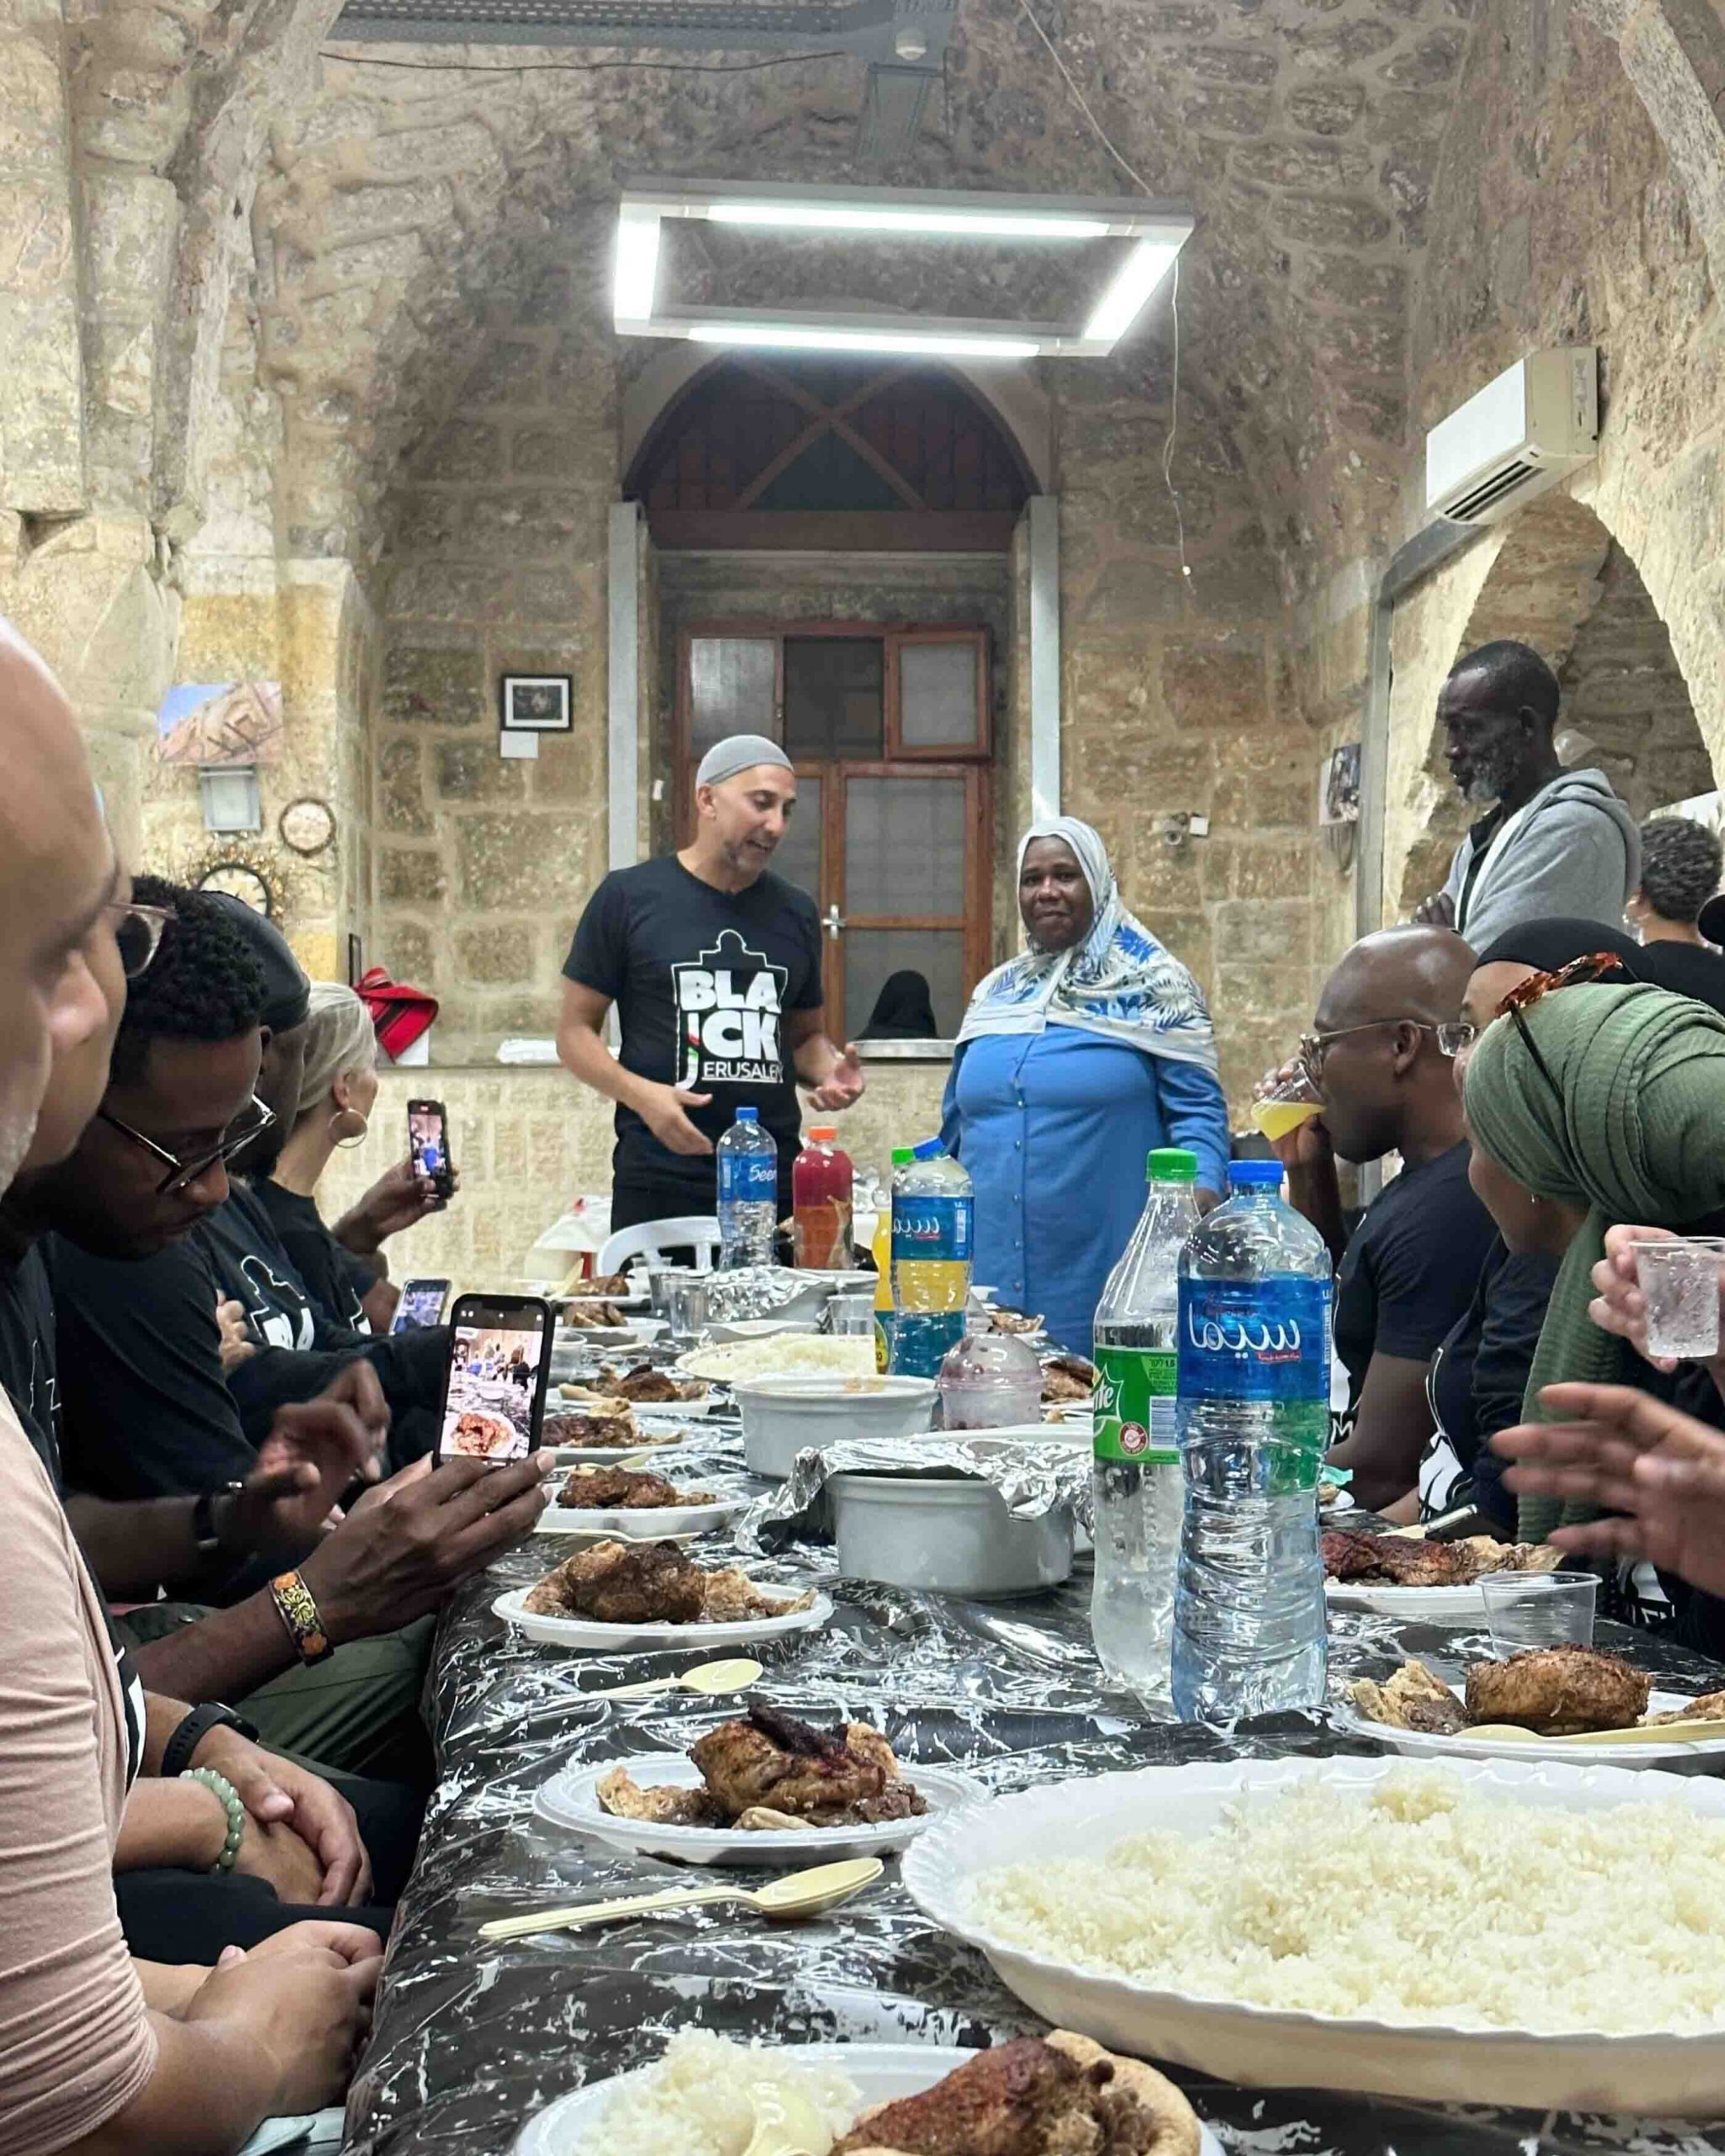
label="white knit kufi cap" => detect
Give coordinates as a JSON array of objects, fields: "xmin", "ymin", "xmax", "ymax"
[{"xmin": 695, "ymin": 733, "xmax": 794, "ymax": 788}]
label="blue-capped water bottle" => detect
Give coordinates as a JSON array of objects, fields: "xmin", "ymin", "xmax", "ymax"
[
  {"xmin": 889, "ymin": 1137, "xmax": 973, "ymax": 1378},
  {"xmin": 1172, "ymin": 1158, "xmax": 1331, "ymax": 1725},
  {"xmin": 715, "ymin": 1106, "xmax": 777, "ymax": 1269}
]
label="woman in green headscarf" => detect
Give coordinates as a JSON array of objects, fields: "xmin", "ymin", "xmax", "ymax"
[{"xmin": 1461, "ymin": 979, "xmax": 1725, "ymax": 1541}]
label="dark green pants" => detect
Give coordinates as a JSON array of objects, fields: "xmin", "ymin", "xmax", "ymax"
[{"xmin": 114, "ymin": 1605, "xmax": 437, "ymax": 1787}]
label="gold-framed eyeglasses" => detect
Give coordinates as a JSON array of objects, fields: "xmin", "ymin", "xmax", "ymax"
[
  {"xmin": 1296, "ymin": 1017, "xmax": 1470, "ymax": 1085},
  {"xmin": 105, "ymin": 900, "xmax": 176, "ymax": 979},
  {"xmin": 98, "ymin": 1091, "xmax": 276, "ymax": 1198}
]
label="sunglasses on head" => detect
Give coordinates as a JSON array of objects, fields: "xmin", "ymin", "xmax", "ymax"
[{"xmin": 1497, "ymin": 950, "xmax": 1624, "ymax": 1097}]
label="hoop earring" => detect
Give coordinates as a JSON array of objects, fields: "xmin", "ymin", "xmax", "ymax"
[{"xmin": 329, "ymin": 1108, "xmax": 370, "ymax": 1150}]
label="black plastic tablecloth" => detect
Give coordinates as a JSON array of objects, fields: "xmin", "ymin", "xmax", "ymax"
[{"xmin": 344, "ymin": 1439, "xmax": 1725, "ymax": 2155}]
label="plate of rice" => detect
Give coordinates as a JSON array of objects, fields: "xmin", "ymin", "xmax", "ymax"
[
  {"xmin": 901, "ymin": 1754, "xmax": 1725, "ymax": 2112},
  {"xmin": 511, "ymin": 2032, "xmax": 1222, "ymax": 2156},
  {"xmin": 675, "ymin": 1334, "xmax": 877, "ymax": 1384}
]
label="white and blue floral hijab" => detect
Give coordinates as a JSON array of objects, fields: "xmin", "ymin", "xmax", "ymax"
[{"xmin": 957, "ymin": 817, "xmax": 1220, "ymax": 1074}]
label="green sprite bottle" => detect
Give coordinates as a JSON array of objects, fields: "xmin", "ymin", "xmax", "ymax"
[{"xmin": 1090, "ymin": 1147, "xmax": 1199, "ymax": 1702}]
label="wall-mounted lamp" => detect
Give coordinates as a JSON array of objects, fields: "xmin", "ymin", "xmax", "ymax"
[{"xmin": 199, "ymin": 763, "xmax": 261, "ymax": 834}]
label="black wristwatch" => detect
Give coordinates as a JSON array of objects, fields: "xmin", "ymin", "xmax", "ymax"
[
  {"xmin": 191, "ymin": 1480, "xmax": 244, "ymax": 1556},
  {"xmin": 160, "ymin": 1700, "xmax": 259, "ymax": 1780}
]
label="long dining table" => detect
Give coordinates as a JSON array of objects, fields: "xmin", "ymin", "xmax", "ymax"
[{"xmin": 343, "ymin": 1425, "xmax": 1725, "ymax": 2156}]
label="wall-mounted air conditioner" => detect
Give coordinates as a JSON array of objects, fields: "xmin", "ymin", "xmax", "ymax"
[{"xmin": 1425, "ymin": 347, "xmax": 1599, "ymax": 526}]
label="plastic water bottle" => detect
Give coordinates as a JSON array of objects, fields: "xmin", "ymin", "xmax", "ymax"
[
  {"xmin": 716, "ymin": 1106, "xmax": 777, "ymax": 1269},
  {"xmin": 1090, "ymin": 1148, "xmax": 1200, "ymax": 1701},
  {"xmin": 889, "ymin": 1137, "xmax": 973, "ymax": 1377},
  {"xmin": 1172, "ymin": 1159, "xmax": 1331, "ymax": 1726}
]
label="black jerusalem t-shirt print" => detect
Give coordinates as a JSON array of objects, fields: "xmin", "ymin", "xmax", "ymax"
[{"xmin": 564, "ymin": 856, "xmax": 825, "ymax": 1188}]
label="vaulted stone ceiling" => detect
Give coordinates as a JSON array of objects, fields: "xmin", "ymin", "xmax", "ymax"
[{"xmin": 208, "ymin": 0, "xmax": 1485, "ymax": 590}]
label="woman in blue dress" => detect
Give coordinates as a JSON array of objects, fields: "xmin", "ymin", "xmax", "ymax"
[{"xmin": 942, "ymin": 818, "xmax": 1229, "ymax": 1357}]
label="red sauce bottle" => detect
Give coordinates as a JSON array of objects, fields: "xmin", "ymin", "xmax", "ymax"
[{"xmin": 793, "ymin": 1126, "xmax": 853, "ymax": 1269}]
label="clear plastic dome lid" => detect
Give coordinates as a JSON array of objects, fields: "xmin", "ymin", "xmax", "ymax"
[{"xmin": 937, "ymin": 1328, "xmax": 1043, "ymax": 1388}]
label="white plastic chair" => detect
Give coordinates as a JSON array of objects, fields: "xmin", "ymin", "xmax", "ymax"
[{"xmin": 596, "ymin": 1215, "xmax": 723, "ymax": 1277}]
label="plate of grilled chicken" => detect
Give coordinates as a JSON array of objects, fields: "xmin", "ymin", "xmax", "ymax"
[
  {"xmin": 537, "ymin": 1700, "xmax": 980, "ymax": 1864},
  {"xmin": 496, "ymin": 1538, "xmax": 831, "ymax": 1649},
  {"xmin": 536, "ymin": 1461, "xmax": 751, "ymax": 1540},
  {"xmin": 1337, "ymin": 1650, "xmax": 1725, "ymax": 1764},
  {"xmin": 512, "ymin": 2035, "xmax": 1216, "ymax": 2156},
  {"xmin": 1322, "ymin": 1527, "xmax": 1565, "ymax": 1621}
]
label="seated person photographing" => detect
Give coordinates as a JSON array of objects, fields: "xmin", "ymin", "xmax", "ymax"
[
  {"xmin": 38, "ymin": 878, "xmax": 446, "ymax": 1501},
  {"xmin": 0, "ymin": 611, "xmax": 379, "ymax": 2156},
  {"xmin": 251, "ymin": 979, "xmax": 448, "ymax": 1335},
  {"xmin": 1264, "ymin": 926, "xmax": 1497, "ymax": 1515},
  {"xmin": 2, "ymin": 889, "xmax": 552, "ymax": 1780}
]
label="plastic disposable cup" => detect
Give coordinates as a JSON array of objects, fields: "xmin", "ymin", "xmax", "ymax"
[
  {"xmin": 1631, "ymin": 1236, "xmax": 1725, "ymax": 1361},
  {"xmin": 1479, "ymin": 1570, "xmax": 1597, "ymax": 1655},
  {"xmin": 1252, "ymin": 1097, "xmax": 1322, "ymax": 1144},
  {"xmin": 828, "ymin": 1294, "xmax": 876, "ymax": 1338}
]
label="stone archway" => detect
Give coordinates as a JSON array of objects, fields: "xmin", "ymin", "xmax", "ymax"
[{"xmin": 1387, "ymin": 489, "xmax": 1713, "ymax": 919}]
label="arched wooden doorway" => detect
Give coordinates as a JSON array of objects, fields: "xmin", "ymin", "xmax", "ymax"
[{"xmin": 628, "ymin": 358, "xmax": 1033, "ymax": 1040}]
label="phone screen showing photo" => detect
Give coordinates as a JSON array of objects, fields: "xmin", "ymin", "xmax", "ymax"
[
  {"xmin": 409, "ymin": 1103, "xmax": 448, "ymax": 1182},
  {"xmin": 439, "ymin": 1310, "xmax": 546, "ymax": 1464},
  {"xmin": 391, "ymin": 1280, "xmax": 449, "ymax": 1334}
]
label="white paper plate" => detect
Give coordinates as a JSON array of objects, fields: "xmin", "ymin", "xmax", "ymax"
[
  {"xmin": 494, "ymin": 1582, "xmax": 832, "ymax": 1652},
  {"xmin": 536, "ymin": 1495, "xmax": 750, "ymax": 1539},
  {"xmin": 1323, "ymin": 1577, "xmax": 1499, "ymax": 1623},
  {"xmin": 547, "ymin": 1435, "xmax": 688, "ymax": 1468},
  {"xmin": 903, "ymin": 1753, "xmax": 1725, "ymax": 2112},
  {"xmin": 1332, "ymin": 1687, "xmax": 1725, "ymax": 1764},
  {"xmin": 558, "ymin": 1383, "xmax": 716, "ymax": 1417},
  {"xmin": 536, "ymin": 1750, "xmax": 981, "ymax": 1865},
  {"xmin": 551, "ymin": 1326, "xmax": 651, "ymax": 1350},
  {"xmin": 513, "ymin": 2043, "xmax": 1222, "ymax": 2156}
]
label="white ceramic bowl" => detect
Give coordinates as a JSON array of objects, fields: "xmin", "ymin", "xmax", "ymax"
[
  {"xmin": 903, "ymin": 1753, "xmax": 1725, "ymax": 2113},
  {"xmin": 734, "ymin": 1373, "xmax": 937, "ymax": 1479},
  {"xmin": 829, "ymin": 1471, "xmax": 1073, "ymax": 1598}
]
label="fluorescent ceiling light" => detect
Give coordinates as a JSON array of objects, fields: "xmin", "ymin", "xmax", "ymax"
[
  {"xmin": 1081, "ymin": 238, "xmax": 1183, "ymax": 345},
  {"xmin": 687, "ymin": 321, "xmax": 1043, "ymax": 360},
  {"xmin": 612, "ymin": 182, "xmax": 1194, "ymax": 360},
  {"xmin": 706, "ymin": 204, "xmax": 1113, "ymax": 240},
  {"xmin": 613, "ymin": 203, "xmax": 662, "ymax": 324}
]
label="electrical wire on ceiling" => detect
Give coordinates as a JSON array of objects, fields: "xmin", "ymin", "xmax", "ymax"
[
  {"xmin": 1013, "ymin": 0, "xmax": 1191, "ymax": 586},
  {"xmin": 318, "ymin": 45, "xmax": 847, "ymax": 72}
]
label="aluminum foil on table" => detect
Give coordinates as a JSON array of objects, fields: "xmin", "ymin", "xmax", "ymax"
[
  {"xmin": 747, "ymin": 1433, "xmax": 1090, "ymax": 1556},
  {"xmin": 344, "ymin": 1433, "xmax": 1725, "ymax": 2156},
  {"xmin": 702, "ymin": 1265, "xmax": 834, "ymax": 1321}
]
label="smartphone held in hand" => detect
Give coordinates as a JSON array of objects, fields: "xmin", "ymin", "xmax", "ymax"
[
  {"xmin": 407, "ymin": 1097, "xmax": 456, "ymax": 1200},
  {"xmin": 434, "ymin": 1294, "xmax": 552, "ymax": 1466}
]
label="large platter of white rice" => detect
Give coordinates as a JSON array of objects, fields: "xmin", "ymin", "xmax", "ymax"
[
  {"xmin": 675, "ymin": 1334, "xmax": 875, "ymax": 1382},
  {"xmin": 512, "ymin": 2032, "xmax": 1224, "ymax": 2156},
  {"xmin": 900, "ymin": 1755, "xmax": 1725, "ymax": 2114}
]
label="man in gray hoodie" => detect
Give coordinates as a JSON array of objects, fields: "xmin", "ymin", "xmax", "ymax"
[{"xmin": 1413, "ymin": 640, "xmax": 1639, "ymax": 950}]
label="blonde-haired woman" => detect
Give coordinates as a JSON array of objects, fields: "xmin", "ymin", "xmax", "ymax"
[{"xmin": 252, "ymin": 982, "xmax": 444, "ymax": 1332}]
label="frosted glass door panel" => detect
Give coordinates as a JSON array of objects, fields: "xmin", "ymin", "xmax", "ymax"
[
  {"xmin": 774, "ymin": 774, "xmax": 821, "ymax": 905},
  {"xmin": 899, "ymin": 640, "xmax": 980, "ymax": 749},
  {"xmin": 688, "ymin": 638, "xmax": 777, "ymax": 757},
  {"xmin": 844, "ymin": 777, "xmax": 966, "ymax": 916}
]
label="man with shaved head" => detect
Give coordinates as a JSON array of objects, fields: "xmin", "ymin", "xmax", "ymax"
[
  {"xmin": 558, "ymin": 730, "xmax": 864, "ymax": 1235},
  {"xmin": 1264, "ymin": 925, "xmax": 1497, "ymax": 1513}
]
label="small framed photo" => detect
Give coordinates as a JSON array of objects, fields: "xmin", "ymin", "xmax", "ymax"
[{"xmin": 500, "ymin": 673, "xmax": 573, "ymax": 733}]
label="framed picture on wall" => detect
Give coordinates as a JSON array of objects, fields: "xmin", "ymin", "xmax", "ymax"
[{"xmin": 499, "ymin": 673, "xmax": 573, "ymax": 733}]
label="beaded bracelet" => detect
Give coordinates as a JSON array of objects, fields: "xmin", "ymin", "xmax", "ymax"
[{"xmin": 182, "ymin": 1766, "xmax": 245, "ymax": 1874}]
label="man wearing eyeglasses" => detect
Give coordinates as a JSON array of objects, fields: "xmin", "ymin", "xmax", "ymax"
[{"xmin": 1263, "ymin": 925, "xmax": 1498, "ymax": 1517}]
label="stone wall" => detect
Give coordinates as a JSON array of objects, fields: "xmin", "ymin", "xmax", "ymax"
[
  {"xmin": 1380, "ymin": 0, "xmax": 1725, "ymax": 925},
  {"xmin": 320, "ymin": 1059, "xmax": 951, "ymax": 1283},
  {"xmin": 1055, "ymin": 378, "xmax": 1323, "ymax": 1107},
  {"xmin": 370, "ymin": 241, "xmax": 616, "ymax": 1060}
]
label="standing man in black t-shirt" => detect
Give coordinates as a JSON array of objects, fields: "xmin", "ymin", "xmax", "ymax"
[
  {"xmin": 558, "ymin": 733, "xmax": 866, "ymax": 1230},
  {"xmin": 1261, "ymin": 925, "xmax": 1498, "ymax": 1515}
]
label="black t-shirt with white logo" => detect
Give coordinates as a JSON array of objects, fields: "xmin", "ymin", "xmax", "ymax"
[{"xmin": 564, "ymin": 856, "xmax": 825, "ymax": 1204}]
